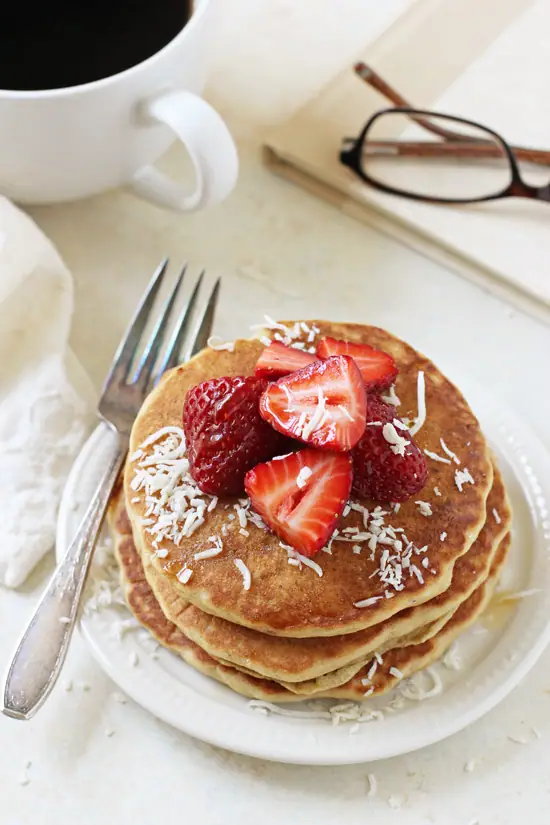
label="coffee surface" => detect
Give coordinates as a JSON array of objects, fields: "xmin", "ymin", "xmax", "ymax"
[{"xmin": 1, "ymin": 0, "xmax": 192, "ymax": 91}]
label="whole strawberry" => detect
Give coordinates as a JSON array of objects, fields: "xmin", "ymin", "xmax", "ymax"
[
  {"xmin": 183, "ymin": 375, "xmax": 291, "ymax": 496},
  {"xmin": 351, "ymin": 394, "xmax": 428, "ymax": 503}
]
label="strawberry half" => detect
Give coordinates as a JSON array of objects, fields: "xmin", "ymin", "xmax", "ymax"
[
  {"xmin": 255, "ymin": 341, "xmax": 316, "ymax": 380},
  {"xmin": 316, "ymin": 336, "xmax": 398, "ymax": 392},
  {"xmin": 351, "ymin": 394, "xmax": 428, "ymax": 502},
  {"xmin": 245, "ymin": 449, "xmax": 352, "ymax": 556},
  {"xmin": 182, "ymin": 375, "xmax": 291, "ymax": 496},
  {"xmin": 259, "ymin": 355, "xmax": 367, "ymax": 452}
]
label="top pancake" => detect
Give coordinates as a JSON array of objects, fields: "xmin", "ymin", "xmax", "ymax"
[{"xmin": 125, "ymin": 322, "xmax": 493, "ymax": 637}]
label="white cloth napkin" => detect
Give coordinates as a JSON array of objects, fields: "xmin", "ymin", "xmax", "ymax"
[{"xmin": 0, "ymin": 197, "xmax": 95, "ymax": 588}]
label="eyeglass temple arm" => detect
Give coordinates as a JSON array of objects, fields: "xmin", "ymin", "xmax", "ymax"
[
  {"xmin": 354, "ymin": 62, "xmax": 472, "ymax": 143},
  {"xmin": 363, "ymin": 139, "xmax": 550, "ymax": 166}
]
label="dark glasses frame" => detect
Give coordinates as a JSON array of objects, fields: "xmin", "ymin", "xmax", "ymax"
[{"xmin": 339, "ymin": 63, "xmax": 550, "ymax": 205}]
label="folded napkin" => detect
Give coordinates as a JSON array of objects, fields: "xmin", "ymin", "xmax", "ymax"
[{"xmin": 0, "ymin": 198, "xmax": 95, "ymax": 588}]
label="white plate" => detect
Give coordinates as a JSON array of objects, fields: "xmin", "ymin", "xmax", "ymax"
[{"xmin": 56, "ymin": 376, "xmax": 550, "ymax": 765}]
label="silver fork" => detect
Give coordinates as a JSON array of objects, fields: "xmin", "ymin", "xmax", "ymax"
[{"xmin": 3, "ymin": 260, "xmax": 220, "ymax": 721}]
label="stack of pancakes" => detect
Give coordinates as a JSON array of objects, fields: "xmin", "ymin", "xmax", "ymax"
[{"xmin": 107, "ymin": 322, "xmax": 512, "ymax": 702}]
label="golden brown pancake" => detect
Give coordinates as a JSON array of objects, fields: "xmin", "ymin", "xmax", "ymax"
[
  {"xmin": 125, "ymin": 322, "xmax": 494, "ymax": 637},
  {"xmin": 112, "ymin": 492, "xmax": 511, "ymax": 701},
  {"xmin": 110, "ymin": 458, "xmax": 509, "ymax": 688}
]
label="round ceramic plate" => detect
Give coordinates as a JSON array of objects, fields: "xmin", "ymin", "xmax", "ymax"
[{"xmin": 56, "ymin": 375, "xmax": 550, "ymax": 765}]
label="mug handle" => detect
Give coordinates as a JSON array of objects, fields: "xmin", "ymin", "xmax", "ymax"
[{"xmin": 131, "ymin": 89, "xmax": 238, "ymax": 212}]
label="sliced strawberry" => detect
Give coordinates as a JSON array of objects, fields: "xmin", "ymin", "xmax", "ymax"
[
  {"xmin": 316, "ymin": 336, "xmax": 398, "ymax": 392},
  {"xmin": 259, "ymin": 355, "xmax": 367, "ymax": 452},
  {"xmin": 245, "ymin": 449, "xmax": 352, "ymax": 556},
  {"xmin": 255, "ymin": 341, "xmax": 316, "ymax": 380}
]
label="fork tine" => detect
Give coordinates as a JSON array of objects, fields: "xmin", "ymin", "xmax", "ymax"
[
  {"xmin": 132, "ymin": 263, "xmax": 187, "ymax": 388},
  {"xmin": 188, "ymin": 277, "xmax": 221, "ymax": 359},
  {"xmin": 151, "ymin": 271, "xmax": 205, "ymax": 384},
  {"xmin": 102, "ymin": 258, "xmax": 169, "ymax": 389}
]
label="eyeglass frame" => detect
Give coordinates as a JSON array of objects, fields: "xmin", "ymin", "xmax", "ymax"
[{"xmin": 339, "ymin": 63, "xmax": 550, "ymax": 205}]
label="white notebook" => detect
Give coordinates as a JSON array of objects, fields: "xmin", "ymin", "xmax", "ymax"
[{"xmin": 264, "ymin": 0, "xmax": 550, "ymax": 323}]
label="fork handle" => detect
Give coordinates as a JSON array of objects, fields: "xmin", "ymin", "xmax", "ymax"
[{"xmin": 3, "ymin": 423, "xmax": 126, "ymax": 720}]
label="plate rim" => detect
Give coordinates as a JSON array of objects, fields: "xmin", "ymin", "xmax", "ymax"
[{"xmin": 56, "ymin": 379, "xmax": 550, "ymax": 765}]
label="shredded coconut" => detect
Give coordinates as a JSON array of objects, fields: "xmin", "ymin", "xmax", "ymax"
[
  {"xmin": 381, "ymin": 384, "xmax": 401, "ymax": 406},
  {"xmin": 234, "ymin": 559, "xmax": 251, "ymax": 590},
  {"xmin": 411, "ymin": 564, "xmax": 424, "ymax": 584},
  {"xmin": 389, "ymin": 666, "xmax": 404, "ymax": 680},
  {"xmin": 194, "ymin": 536, "xmax": 223, "ymax": 560},
  {"xmin": 434, "ymin": 486, "xmax": 442, "ymax": 496},
  {"xmin": 492, "ymin": 508, "xmax": 501, "ymax": 524},
  {"xmin": 285, "ymin": 546, "xmax": 323, "ymax": 577},
  {"xmin": 354, "ymin": 596, "xmax": 383, "ymax": 608},
  {"xmin": 442, "ymin": 642, "xmax": 461, "ymax": 671},
  {"xmin": 399, "ymin": 666, "xmax": 442, "ymax": 700},
  {"xmin": 440, "ymin": 437, "xmax": 461, "ymax": 465},
  {"xmin": 366, "ymin": 774, "xmax": 377, "ymax": 797},
  {"xmin": 177, "ymin": 567, "xmax": 193, "ymax": 584},
  {"xmin": 367, "ymin": 660, "xmax": 378, "ymax": 680},
  {"xmin": 497, "ymin": 588, "xmax": 541, "ymax": 602},
  {"xmin": 296, "ymin": 466, "xmax": 313, "ymax": 489},
  {"xmin": 130, "ymin": 427, "xmax": 218, "ymax": 546},
  {"xmin": 235, "ymin": 505, "xmax": 248, "ymax": 529},
  {"xmin": 455, "ymin": 467, "xmax": 475, "ymax": 492},
  {"xmin": 508, "ymin": 734, "xmax": 529, "ymax": 745},
  {"xmin": 408, "ymin": 371, "xmax": 426, "ymax": 436},
  {"xmin": 440, "ymin": 532, "xmax": 447, "ymax": 542},
  {"xmin": 301, "ymin": 388, "xmax": 328, "ymax": 440},
  {"xmin": 248, "ymin": 699, "xmax": 382, "ymax": 725},
  {"xmin": 392, "ymin": 418, "xmax": 408, "ymax": 431},
  {"xmin": 424, "ymin": 449, "xmax": 451, "ymax": 465},
  {"xmin": 415, "ymin": 501, "xmax": 432, "ymax": 517},
  {"xmin": 207, "ymin": 335, "xmax": 235, "ymax": 352},
  {"xmin": 382, "ymin": 422, "xmax": 409, "ymax": 457}
]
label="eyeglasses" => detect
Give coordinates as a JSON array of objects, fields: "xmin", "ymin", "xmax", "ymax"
[{"xmin": 340, "ymin": 62, "xmax": 550, "ymax": 205}]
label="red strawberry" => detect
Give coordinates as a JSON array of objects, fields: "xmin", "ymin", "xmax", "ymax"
[
  {"xmin": 351, "ymin": 394, "xmax": 428, "ymax": 502},
  {"xmin": 259, "ymin": 355, "xmax": 367, "ymax": 452},
  {"xmin": 316, "ymin": 336, "xmax": 398, "ymax": 392},
  {"xmin": 255, "ymin": 341, "xmax": 316, "ymax": 380},
  {"xmin": 183, "ymin": 376, "xmax": 291, "ymax": 496},
  {"xmin": 245, "ymin": 449, "xmax": 352, "ymax": 556}
]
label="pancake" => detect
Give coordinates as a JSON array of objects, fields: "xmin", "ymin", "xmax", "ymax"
[
  {"xmin": 125, "ymin": 322, "xmax": 494, "ymax": 638},
  {"xmin": 110, "ymin": 459, "xmax": 510, "ymax": 687},
  {"xmin": 327, "ymin": 532, "xmax": 511, "ymax": 700},
  {"xmin": 112, "ymin": 493, "xmax": 511, "ymax": 701}
]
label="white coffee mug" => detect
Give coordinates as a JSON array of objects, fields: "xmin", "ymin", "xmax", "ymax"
[{"xmin": 0, "ymin": 0, "xmax": 238, "ymax": 211}]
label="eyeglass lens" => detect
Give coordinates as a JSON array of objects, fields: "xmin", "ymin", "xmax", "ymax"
[{"xmin": 361, "ymin": 111, "xmax": 513, "ymax": 201}]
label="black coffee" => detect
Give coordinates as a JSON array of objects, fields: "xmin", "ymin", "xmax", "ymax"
[{"xmin": 1, "ymin": 0, "xmax": 192, "ymax": 91}]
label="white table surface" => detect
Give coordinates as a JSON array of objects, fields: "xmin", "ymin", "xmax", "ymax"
[{"xmin": 2, "ymin": 2, "xmax": 550, "ymax": 823}]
